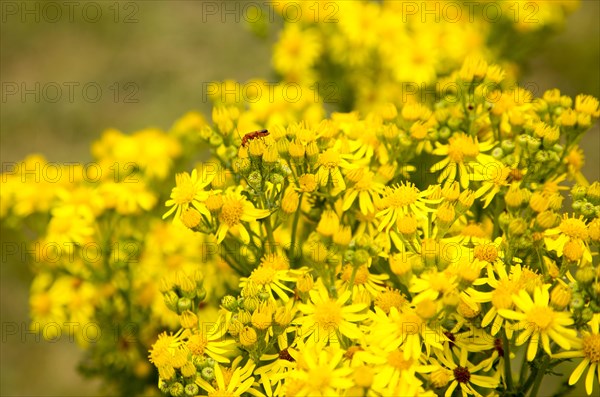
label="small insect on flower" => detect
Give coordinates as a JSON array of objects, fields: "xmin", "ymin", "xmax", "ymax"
[{"xmin": 241, "ymin": 129, "xmax": 269, "ymax": 147}]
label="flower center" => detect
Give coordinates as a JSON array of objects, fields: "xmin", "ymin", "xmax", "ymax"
[
  {"xmin": 279, "ymin": 348, "xmax": 295, "ymax": 362},
  {"xmin": 251, "ymin": 266, "xmax": 276, "ymax": 285},
  {"xmin": 341, "ymin": 265, "xmax": 369, "ymax": 285},
  {"xmin": 559, "ymin": 218, "xmax": 589, "ymax": 240},
  {"xmin": 583, "ymin": 334, "xmax": 600, "ymax": 363},
  {"xmin": 526, "ymin": 307, "xmax": 555, "ymax": 331},
  {"xmin": 448, "ymin": 134, "xmax": 480, "ymax": 163},
  {"xmin": 187, "ymin": 333, "xmax": 207, "ymax": 356},
  {"xmin": 474, "ymin": 244, "xmax": 499, "ymax": 262},
  {"xmin": 314, "ymin": 300, "xmax": 343, "ymax": 328},
  {"xmin": 318, "ymin": 149, "xmax": 341, "ymax": 169},
  {"xmin": 384, "ymin": 184, "xmax": 419, "ymax": 208},
  {"xmin": 220, "ymin": 200, "xmax": 244, "ymax": 227},
  {"xmin": 387, "ymin": 350, "xmax": 413, "ymax": 370},
  {"xmin": 453, "ymin": 366, "xmax": 471, "ymax": 383},
  {"xmin": 492, "ymin": 290, "xmax": 514, "ymax": 310},
  {"xmin": 172, "ymin": 173, "xmax": 196, "ymax": 205},
  {"xmin": 375, "ymin": 289, "xmax": 405, "ymax": 314}
]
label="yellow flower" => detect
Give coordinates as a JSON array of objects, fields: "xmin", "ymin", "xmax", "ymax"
[
  {"xmin": 498, "ymin": 286, "xmax": 577, "ymax": 361},
  {"xmin": 315, "ymin": 147, "xmax": 353, "ymax": 195},
  {"xmin": 215, "ymin": 188, "xmax": 270, "ymax": 244},
  {"xmin": 431, "ymin": 133, "xmax": 496, "ymax": 188},
  {"xmin": 342, "ymin": 169, "xmax": 385, "ymax": 215},
  {"xmin": 554, "ymin": 314, "xmax": 600, "ymax": 395},
  {"xmin": 196, "ymin": 357, "xmax": 258, "ymax": 397},
  {"xmin": 368, "ymin": 306, "xmax": 444, "ymax": 360},
  {"xmin": 273, "ymin": 24, "xmax": 321, "ymax": 82},
  {"xmin": 295, "ymin": 281, "xmax": 368, "ymax": 345},
  {"xmin": 163, "ymin": 168, "xmax": 214, "ymax": 222},
  {"xmin": 376, "ymin": 182, "xmax": 435, "ymax": 232},
  {"xmin": 545, "ymin": 214, "xmax": 593, "ymax": 264},
  {"xmin": 287, "ymin": 344, "xmax": 353, "ymax": 396},
  {"xmin": 432, "ymin": 346, "xmax": 499, "ymax": 397},
  {"xmin": 239, "ymin": 258, "xmax": 296, "ymax": 302}
]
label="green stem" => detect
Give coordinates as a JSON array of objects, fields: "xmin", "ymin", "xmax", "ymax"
[
  {"xmin": 346, "ymin": 265, "xmax": 358, "ymax": 300},
  {"xmin": 528, "ymin": 355, "xmax": 550, "ymax": 397},
  {"xmin": 518, "ymin": 346, "xmax": 530, "ymax": 389},
  {"xmin": 289, "ymin": 193, "xmax": 303, "ymax": 266},
  {"xmin": 503, "ymin": 331, "xmax": 514, "ymax": 393}
]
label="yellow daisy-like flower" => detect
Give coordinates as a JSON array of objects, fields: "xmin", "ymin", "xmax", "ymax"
[
  {"xmin": 431, "ymin": 132, "xmax": 496, "ymax": 188},
  {"xmin": 183, "ymin": 323, "xmax": 235, "ymax": 364},
  {"xmin": 474, "ymin": 163, "xmax": 513, "ymax": 208},
  {"xmin": 342, "ymin": 169, "xmax": 385, "ymax": 215},
  {"xmin": 315, "ymin": 147, "xmax": 354, "ymax": 195},
  {"xmin": 545, "ymin": 214, "xmax": 593, "ymax": 264},
  {"xmin": 432, "ymin": 346, "xmax": 499, "ymax": 397},
  {"xmin": 287, "ymin": 344, "xmax": 353, "ymax": 396},
  {"xmin": 467, "ymin": 260, "xmax": 526, "ymax": 336},
  {"xmin": 163, "ymin": 168, "xmax": 214, "ymax": 222},
  {"xmin": 215, "ymin": 188, "xmax": 271, "ymax": 244},
  {"xmin": 554, "ymin": 314, "xmax": 600, "ymax": 395},
  {"xmin": 239, "ymin": 255, "xmax": 297, "ymax": 302},
  {"xmin": 368, "ymin": 306, "xmax": 444, "ymax": 360},
  {"xmin": 336, "ymin": 264, "xmax": 388, "ymax": 299},
  {"xmin": 196, "ymin": 357, "xmax": 259, "ymax": 397},
  {"xmin": 295, "ymin": 282, "xmax": 368, "ymax": 345},
  {"xmin": 498, "ymin": 286, "xmax": 577, "ymax": 361},
  {"xmin": 376, "ymin": 182, "xmax": 435, "ymax": 232}
]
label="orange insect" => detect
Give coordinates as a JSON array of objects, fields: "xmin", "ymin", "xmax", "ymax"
[{"xmin": 240, "ymin": 129, "xmax": 269, "ymax": 147}]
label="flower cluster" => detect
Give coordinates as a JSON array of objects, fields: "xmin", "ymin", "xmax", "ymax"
[
  {"xmin": 266, "ymin": 0, "xmax": 579, "ymax": 112},
  {"xmin": 1, "ymin": 118, "xmax": 236, "ymax": 394},
  {"xmin": 2, "ymin": 1, "xmax": 597, "ymax": 396},
  {"xmin": 150, "ymin": 56, "xmax": 600, "ymax": 396}
]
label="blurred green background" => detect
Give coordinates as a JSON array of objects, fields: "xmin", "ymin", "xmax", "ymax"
[{"xmin": 1, "ymin": 1, "xmax": 598, "ymax": 396}]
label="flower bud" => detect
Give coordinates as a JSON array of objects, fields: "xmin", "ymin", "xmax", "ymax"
[
  {"xmin": 177, "ymin": 297, "xmax": 193, "ymax": 313},
  {"xmin": 239, "ymin": 326, "xmax": 258, "ymax": 347},
  {"xmin": 536, "ymin": 211, "xmax": 558, "ymax": 229},
  {"xmin": 297, "ymin": 273, "xmax": 314, "ymax": 292},
  {"xmin": 221, "ymin": 295, "xmax": 238, "ymax": 311},
  {"xmin": 263, "ymin": 145, "xmax": 279, "ymax": 163},
  {"xmin": 169, "ymin": 382, "xmax": 185, "ymax": 397},
  {"xmin": 180, "ymin": 310, "xmax": 198, "ymax": 329},
  {"xmin": 274, "ymin": 307, "xmax": 292, "ymax": 326},
  {"xmin": 164, "ymin": 290, "xmax": 179, "ymax": 312},
  {"xmin": 508, "ymin": 219, "xmax": 527, "ymax": 236},
  {"xmin": 316, "ymin": 210, "xmax": 340, "ymax": 237},
  {"xmin": 243, "ymin": 296, "xmax": 259, "ymax": 312},
  {"xmin": 436, "ymin": 202, "xmax": 455, "ymax": 226},
  {"xmin": 237, "ymin": 310, "xmax": 252, "ymax": 324},
  {"xmin": 185, "ymin": 384, "xmax": 200, "ymax": 397},
  {"xmin": 505, "ymin": 185, "xmax": 524, "ymax": 208},
  {"xmin": 575, "ymin": 266, "xmax": 595, "ymax": 284},
  {"xmin": 205, "ymin": 193, "xmax": 223, "ymax": 212},
  {"xmin": 248, "ymin": 171, "xmax": 262, "ymax": 190},
  {"xmin": 550, "ymin": 285, "xmax": 571, "ymax": 309},
  {"xmin": 201, "ymin": 367, "xmax": 215, "ymax": 382},
  {"xmin": 281, "ymin": 188, "xmax": 300, "ymax": 214},
  {"xmin": 251, "ymin": 306, "xmax": 272, "ymax": 330},
  {"xmin": 288, "ymin": 140, "xmax": 305, "ymax": 159},
  {"xmin": 563, "ymin": 240, "xmax": 583, "ymax": 262},
  {"xmin": 529, "ymin": 192, "xmax": 549, "ymax": 213},
  {"xmin": 333, "ymin": 225, "xmax": 352, "ymax": 246}
]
